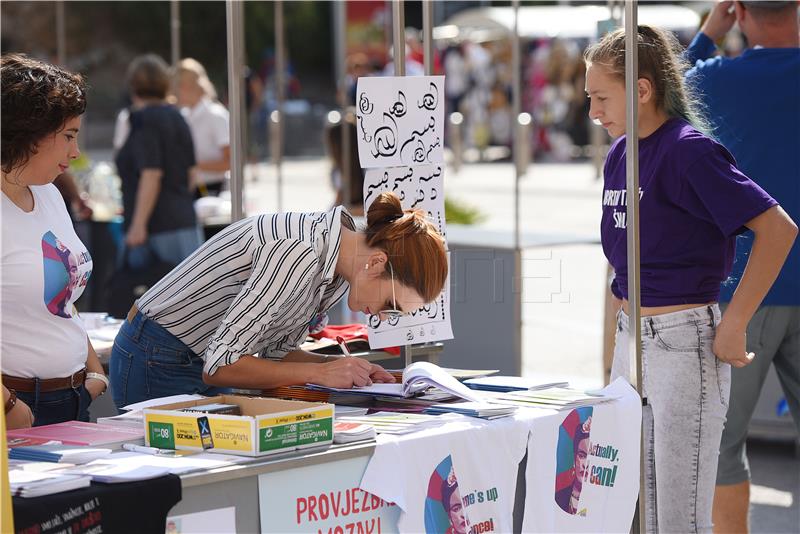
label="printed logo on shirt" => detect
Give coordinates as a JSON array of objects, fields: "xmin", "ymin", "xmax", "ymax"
[
  {"xmin": 41, "ymin": 230, "xmax": 91, "ymax": 318},
  {"xmin": 425, "ymin": 456, "xmax": 470, "ymax": 534},
  {"xmin": 602, "ymin": 188, "xmax": 644, "ymax": 229},
  {"xmin": 554, "ymin": 407, "xmax": 623, "ymax": 517},
  {"xmin": 424, "ymin": 456, "xmax": 498, "ymax": 534},
  {"xmin": 555, "ymin": 407, "xmax": 593, "ymax": 516}
]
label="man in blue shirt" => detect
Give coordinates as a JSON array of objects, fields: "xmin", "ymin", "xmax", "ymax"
[{"xmin": 686, "ymin": 2, "xmax": 800, "ymax": 532}]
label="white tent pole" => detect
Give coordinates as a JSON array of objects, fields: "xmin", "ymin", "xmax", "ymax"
[
  {"xmin": 334, "ymin": 1, "xmax": 351, "ymax": 210},
  {"xmin": 624, "ymin": 2, "xmax": 646, "ymax": 532},
  {"xmin": 170, "ymin": 0, "xmax": 181, "ymax": 67},
  {"xmin": 274, "ymin": 1, "xmax": 286, "ymax": 212},
  {"xmin": 56, "ymin": 1, "xmax": 66, "ymax": 65}
]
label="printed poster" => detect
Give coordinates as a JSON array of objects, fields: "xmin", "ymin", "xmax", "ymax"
[
  {"xmin": 521, "ymin": 379, "xmax": 641, "ymax": 532},
  {"xmin": 258, "ymin": 455, "xmax": 400, "ymax": 534},
  {"xmin": 360, "ymin": 415, "xmax": 531, "ymax": 533},
  {"xmin": 356, "ymin": 76, "xmax": 445, "ymax": 169},
  {"xmin": 362, "ymin": 164, "xmax": 452, "ymax": 349}
]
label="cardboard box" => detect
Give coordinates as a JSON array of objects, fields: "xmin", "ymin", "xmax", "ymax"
[{"xmin": 143, "ymin": 395, "xmax": 334, "ymax": 456}]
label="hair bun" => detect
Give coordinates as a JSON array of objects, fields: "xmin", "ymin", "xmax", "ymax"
[{"xmin": 366, "ymin": 192, "xmax": 404, "ymax": 228}]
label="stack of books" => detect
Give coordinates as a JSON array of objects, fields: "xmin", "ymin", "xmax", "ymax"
[
  {"xmin": 333, "ymin": 422, "xmax": 376, "ymax": 444},
  {"xmin": 425, "ymin": 401, "xmax": 516, "ymax": 420},
  {"xmin": 9, "ymin": 470, "xmax": 91, "ymax": 498},
  {"xmin": 464, "ymin": 376, "xmax": 569, "ymax": 393},
  {"xmin": 334, "ymin": 412, "xmax": 453, "ymax": 435},
  {"xmin": 9, "ymin": 445, "xmax": 112, "ymax": 464},
  {"xmin": 7, "ymin": 421, "xmax": 144, "ymax": 449},
  {"xmin": 487, "ymin": 387, "xmax": 614, "ymax": 410}
]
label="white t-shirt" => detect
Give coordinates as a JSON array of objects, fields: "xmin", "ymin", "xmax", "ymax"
[
  {"xmin": 360, "ymin": 414, "xmax": 530, "ymax": 534},
  {"xmin": 1, "ymin": 184, "xmax": 93, "ymax": 378},
  {"xmin": 181, "ymin": 97, "xmax": 230, "ymax": 186}
]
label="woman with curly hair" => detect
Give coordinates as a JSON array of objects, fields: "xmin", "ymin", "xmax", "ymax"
[{"xmin": 1, "ymin": 53, "xmax": 109, "ymax": 426}]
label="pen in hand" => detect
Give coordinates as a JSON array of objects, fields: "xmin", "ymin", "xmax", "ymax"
[
  {"xmin": 336, "ymin": 336, "xmax": 352, "ymax": 357},
  {"xmin": 336, "ymin": 335, "xmax": 374, "ymax": 386}
]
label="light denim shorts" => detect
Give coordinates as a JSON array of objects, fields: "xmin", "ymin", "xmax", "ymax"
[{"xmin": 612, "ymin": 304, "xmax": 731, "ymax": 533}]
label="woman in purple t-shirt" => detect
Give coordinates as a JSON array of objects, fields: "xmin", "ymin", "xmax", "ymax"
[{"xmin": 584, "ymin": 26, "xmax": 797, "ymax": 532}]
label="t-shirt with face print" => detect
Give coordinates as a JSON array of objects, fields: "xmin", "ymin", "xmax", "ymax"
[{"xmin": 2, "ymin": 183, "xmax": 92, "ymax": 378}]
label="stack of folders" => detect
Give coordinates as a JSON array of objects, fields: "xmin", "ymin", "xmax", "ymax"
[
  {"xmin": 488, "ymin": 387, "xmax": 614, "ymax": 409},
  {"xmin": 464, "ymin": 376, "xmax": 569, "ymax": 393},
  {"xmin": 9, "ymin": 470, "xmax": 91, "ymax": 498},
  {"xmin": 425, "ymin": 402, "xmax": 516, "ymax": 420},
  {"xmin": 9, "ymin": 445, "xmax": 112, "ymax": 464},
  {"xmin": 6, "ymin": 421, "xmax": 144, "ymax": 448},
  {"xmin": 335, "ymin": 412, "xmax": 453, "ymax": 435}
]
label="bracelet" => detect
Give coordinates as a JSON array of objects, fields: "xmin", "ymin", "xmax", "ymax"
[
  {"xmin": 5, "ymin": 388, "xmax": 18, "ymax": 414},
  {"xmin": 86, "ymin": 372, "xmax": 109, "ymax": 394}
]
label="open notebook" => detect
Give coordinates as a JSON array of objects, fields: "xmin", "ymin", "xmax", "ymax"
[{"xmin": 307, "ymin": 361, "xmax": 485, "ymax": 403}]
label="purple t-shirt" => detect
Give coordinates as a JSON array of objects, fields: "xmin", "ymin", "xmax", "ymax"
[{"xmin": 602, "ymin": 118, "xmax": 777, "ymax": 306}]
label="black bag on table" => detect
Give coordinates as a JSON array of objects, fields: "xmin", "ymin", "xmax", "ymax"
[{"xmin": 105, "ymin": 253, "xmax": 175, "ymax": 319}]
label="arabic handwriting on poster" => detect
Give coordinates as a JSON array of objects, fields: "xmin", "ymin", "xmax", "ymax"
[{"xmin": 356, "ymin": 76, "xmax": 445, "ymax": 169}]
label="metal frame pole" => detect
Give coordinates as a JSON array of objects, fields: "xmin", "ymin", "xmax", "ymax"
[
  {"xmin": 624, "ymin": 2, "xmax": 646, "ymax": 532},
  {"xmin": 511, "ymin": 0, "xmax": 524, "ymax": 380},
  {"xmin": 392, "ymin": 1, "xmax": 406, "ymax": 77},
  {"xmin": 171, "ymin": 0, "xmax": 181, "ymax": 67},
  {"xmin": 274, "ymin": 1, "xmax": 286, "ymax": 213},
  {"xmin": 225, "ymin": 0, "xmax": 245, "ymax": 222},
  {"xmin": 422, "ymin": 1, "xmax": 434, "ymax": 74},
  {"xmin": 392, "ymin": 0, "xmax": 410, "ymax": 366},
  {"xmin": 56, "ymin": 1, "xmax": 66, "ymax": 65},
  {"xmin": 334, "ymin": 1, "xmax": 351, "ymax": 213}
]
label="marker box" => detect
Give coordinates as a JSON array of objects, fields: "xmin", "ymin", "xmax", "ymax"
[{"xmin": 143, "ymin": 395, "xmax": 334, "ymax": 456}]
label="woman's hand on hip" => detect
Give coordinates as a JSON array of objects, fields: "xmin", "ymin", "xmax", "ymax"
[
  {"xmin": 315, "ymin": 357, "xmax": 375, "ymax": 388},
  {"xmin": 712, "ymin": 320, "xmax": 755, "ymax": 368},
  {"xmin": 85, "ymin": 377, "xmax": 107, "ymax": 400}
]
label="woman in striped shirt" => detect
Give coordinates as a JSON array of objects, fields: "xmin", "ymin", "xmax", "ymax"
[{"xmin": 109, "ymin": 192, "xmax": 448, "ymax": 408}]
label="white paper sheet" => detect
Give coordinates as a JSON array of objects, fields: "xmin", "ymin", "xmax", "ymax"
[
  {"xmin": 355, "ymin": 76, "xmax": 445, "ymax": 169},
  {"xmin": 121, "ymin": 394, "xmax": 206, "ymax": 412},
  {"xmin": 362, "ymin": 164, "xmax": 452, "ymax": 350}
]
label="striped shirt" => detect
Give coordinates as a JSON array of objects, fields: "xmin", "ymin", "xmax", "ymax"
[{"xmin": 137, "ymin": 207, "xmax": 354, "ymax": 375}]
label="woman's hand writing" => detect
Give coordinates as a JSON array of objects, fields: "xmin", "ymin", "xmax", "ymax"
[{"xmin": 314, "ymin": 357, "xmax": 375, "ymax": 388}]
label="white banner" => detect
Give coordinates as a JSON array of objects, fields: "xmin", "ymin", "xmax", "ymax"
[
  {"xmin": 258, "ymin": 455, "xmax": 400, "ymax": 534},
  {"xmin": 363, "ymin": 164, "xmax": 452, "ymax": 349},
  {"xmin": 355, "ymin": 76, "xmax": 445, "ymax": 169}
]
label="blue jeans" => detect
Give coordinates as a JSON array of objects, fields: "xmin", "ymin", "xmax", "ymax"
[
  {"xmin": 612, "ymin": 304, "xmax": 730, "ymax": 534},
  {"xmin": 109, "ymin": 310, "xmax": 230, "ymax": 410},
  {"xmin": 16, "ymin": 384, "xmax": 91, "ymax": 427},
  {"xmin": 119, "ymin": 226, "xmax": 203, "ymax": 271}
]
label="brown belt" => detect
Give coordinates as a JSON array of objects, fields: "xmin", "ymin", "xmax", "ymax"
[
  {"xmin": 127, "ymin": 304, "xmax": 138, "ymax": 323},
  {"xmin": 3, "ymin": 368, "xmax": 87, "ymax": 393}
]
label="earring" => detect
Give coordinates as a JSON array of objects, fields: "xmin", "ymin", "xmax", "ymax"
[{"xmin": 365, "ymin": 263, "xmax": 369, "ymax": 270}]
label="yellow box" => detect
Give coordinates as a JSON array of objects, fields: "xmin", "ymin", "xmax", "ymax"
[{"xmin": 143, "ymin": 395, "xmax": 334, "ymax": 456}]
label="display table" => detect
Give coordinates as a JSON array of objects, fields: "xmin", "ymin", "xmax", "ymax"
[
  {"xmin": 166, "ymin": 380, "xmax": 640, "ymax": 533},
  {"xmin": 13, "ymin": 384, "xmax": 640, "ymax": 533}
]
